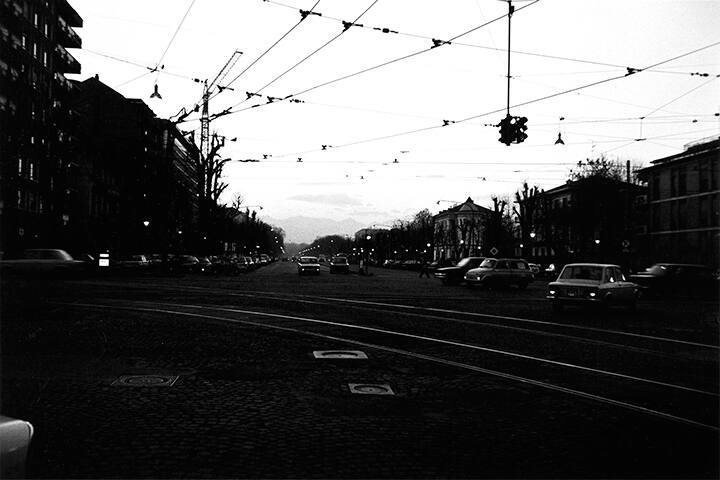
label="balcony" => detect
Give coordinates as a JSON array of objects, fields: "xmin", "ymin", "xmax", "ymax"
[
  {"xmin": 57, "ymin": 0, "xmax": 82, "ymax": 27},
  {"xmin": 57, "ymin": 16, "xmax": 82, "ymax": 49},
  {"xmin": 54, "ymin": 44, "xmax": 80, "ymax": 74}
]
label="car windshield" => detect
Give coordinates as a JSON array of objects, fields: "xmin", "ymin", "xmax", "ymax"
[
  {"xmin": 299, "ymin": 257, "xmax": 318, "ymax": 264},
  {"xmin": 560, "ymin": 265, "xmax": 604, "ymax": 282},
  {"xmin": 331, "ymin": 257, "xmax": 348, "ymax": 264},
  {"xmin": 480, "ymin": 259, "xmax": 496, "ymax": 268},
  {"xmin": 456, "ymin": 258, "xmax": 472, "ymax": 267}
]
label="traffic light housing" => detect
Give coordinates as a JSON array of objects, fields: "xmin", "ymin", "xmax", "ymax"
[
  {"xmin": 515, "ymin": 116, "xmax": 528, "ymax": 143},
  {"xmin": 498, "ymin": 115, "xmax": 513, "ymax": 146},
  {"xmin": 497, "ymin": 114, "xmax": 528, "ymax": 146}
]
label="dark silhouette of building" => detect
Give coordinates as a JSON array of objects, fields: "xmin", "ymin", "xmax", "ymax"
[
  {"xmin": 70, "ymin": 76, "xmax": 200, "ymax": 255},
  {"xmin": 0, "ymin": 0, "xmax": 83, "ymax": 254},
  {"xmin": 520, "ymin": 177, "xmax": 647, "ymax": 268},
  {"xmin": 637, "ymin": 136, "xmax": 719, "ymax": 268}
]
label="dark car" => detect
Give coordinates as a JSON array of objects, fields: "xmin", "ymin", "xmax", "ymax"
[
  {"xmin": 630, "ymin": 263, "xmax": 718, "ymax": 298},
  {"xmin": 0, "ymin": 249, "xmax": 85, "ymax": 277},
  {"xmin": 464, "ymin": 258, "xmax": 533, "ymax": 289},
  {"xmin": 170, "ymin": 255, "xmax": 200, "ymax": 273},
  {"xmin": 329, "ymin": 256, "xmax": 350, "ymax": 274},
  {"xmin": 433, "ymin": 256, "xmax": 485, "ymax": 285}
]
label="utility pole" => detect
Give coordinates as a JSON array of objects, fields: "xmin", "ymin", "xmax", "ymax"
[{"xmin": 506, "ymin": 0, "xmax": 514, "ymax": 116}]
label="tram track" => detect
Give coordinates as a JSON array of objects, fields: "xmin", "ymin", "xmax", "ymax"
[{"xmin": 58, "ymin": 299, "xmax": 719, "ymax": 432}]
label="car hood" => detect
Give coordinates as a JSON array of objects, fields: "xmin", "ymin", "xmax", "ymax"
[
  {"xmin": 435, "ymin": 266, "xmax": 462, "ymax": 273},
  {"xmin": 549, "ymin": 279, "xmax": 602, "ymax": 287}
]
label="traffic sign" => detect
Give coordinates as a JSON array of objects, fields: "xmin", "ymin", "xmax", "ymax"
[{"xmin": 490, "ymin": 247, "xmax": 499, "ymax": 256}]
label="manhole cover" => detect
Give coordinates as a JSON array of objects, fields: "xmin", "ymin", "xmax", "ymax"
[
  {"xmin": 348, "ymin": 383, "xmax": 395, "ymax": 395},
  {"xmin": 313, "ymin": 350, "xmax": 368, "ymax": 359},
  {"xmin": 112, "ymin": 375, "xmax": 179, "ymax": 387}
]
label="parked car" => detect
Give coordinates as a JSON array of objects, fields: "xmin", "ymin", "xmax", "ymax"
[
  {"xmin": 0, "ymin": 249, "xmax": 85, "ymax": 277},
  {"xmin": 528, "ymin": 263, "xmax": 541, "ymax": 276},
  {"xmin": 329, "ymin": 256, "xmax": 350, "ymax": 274},
  {"xmin": 117, "ymin": 254, "xmax": 150, "ymax": 269},
  {"xmin": 196, "ymin": 256, "xmax": 214, "ymax": 274},
  {"xmin": 433, "ymin": 256, "xmax": 485, "ymax": 285},
  {"xmin": 630, "ymin": 263, "xmax": 718, "ymax": 299},
  {"xmin": 170, "ymin": 255, "xmax": 200, "ymax": 273},
  {"xmin": 464, "ymin": 258, "xmax": 533, "ymax": 289},
  {"xmin": 297, "ymin": 256, "xmax": 320, "ymax": 275},
  {"xmin": 547, "ymin": 263, "xmax": 639, "ymax": 312}
]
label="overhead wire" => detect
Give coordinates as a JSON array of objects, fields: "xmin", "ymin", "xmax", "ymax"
[
  {"xmin": 264, "ymin": 0, "xmax": 715, "ymax": 78},
  {"xmin": 208, "ymin": 0, "xmax": 322, "ymax": 103},
  {"xmin": 82, "ymin": 48, "xmax": 203, "ymax": 83},
  {"xmin": 211, "ymin": 0, "xmax": 541, "ymax": 120},
  {"xmin": 153, "ymin": 0, "xmax": 197, "ymax": 71},
  {"xmin": 223, "ymin": 0, "xmax": 381, "ymax": 114},
  {"xmin": 644, "ymin": 75, "xmax": 720, "ymax": 118}
]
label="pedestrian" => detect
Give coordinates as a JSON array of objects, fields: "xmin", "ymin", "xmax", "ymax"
[
  {"xmin": 359, "ymin": 258, "xmax": 365, "ymax": 275},
  {"xmin": 419, "ymin": 258, "xmax": 431, "ymax": 278}
]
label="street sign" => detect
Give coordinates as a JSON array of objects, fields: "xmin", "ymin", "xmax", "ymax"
[
  {"xmin": 99, "ymin": 253, "xmax": 110, "ymax": 267},
  {"xmin": 490, "ymin": 247, "xmax": 499, "ymax": 256}
]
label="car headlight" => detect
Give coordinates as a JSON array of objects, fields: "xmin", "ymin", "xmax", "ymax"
[{"xmin": 548, "ymin": 289, "xmax": 556, "ymax": 296}]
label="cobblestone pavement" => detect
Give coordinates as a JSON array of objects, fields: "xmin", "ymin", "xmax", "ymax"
[{"xmin": 1, "ymin": 265, "xmax": 718, "ymax": 478}]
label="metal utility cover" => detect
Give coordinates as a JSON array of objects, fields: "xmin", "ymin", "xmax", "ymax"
[
  {"xmin": 348, "ymin": 383, "xmax": 395, "ymax": 395},
  {"xmin": 313, "ymin": 350, "xmax": 368, "ymax": 359},
  {"xmin": 112, "ymin": 375, "xmax": 179, "ymax": 387}
]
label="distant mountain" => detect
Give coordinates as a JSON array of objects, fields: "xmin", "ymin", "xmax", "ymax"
[{"xmin": 262, "ymin": 216, "xmax": 365, "ymax": 244}]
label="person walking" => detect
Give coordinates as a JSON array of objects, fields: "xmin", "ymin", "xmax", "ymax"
[{"xmin": 419, "ymin": 258, "xmax": 431, "ymax": 278}]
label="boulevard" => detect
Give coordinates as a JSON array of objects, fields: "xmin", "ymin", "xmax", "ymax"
[{"xmin": 2, "ymin": 263, "xmax": 718, "ymax": 478}]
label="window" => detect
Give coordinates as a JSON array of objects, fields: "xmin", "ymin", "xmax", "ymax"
[
  {"xmin": 678, "ymin": 199, "xmax": 687, "ymax": 229},
  {"xmin": 670, "ymin": 169, "xmax": 677, "ymax": 197},
  {"xmin": 34, "ymin": 13, "xmax": 39, "ymax": 26},
  {"xmin": 21, "ymin": 34, "xmax": 26, "ymax": 48},
  {"xmin": 699, "ymin": 196, "xmax": 709, "ymax": 227},
  {"xmin": 699, "ymin": 160, "xmax": 709, "ymax": 192},
  {"xmin": 652, "ymin": 175, "xmax": 660, "ymax": 200},
  {"xmin": 17, "ymin": 157, "xmax": 22, "ymax": 175},
  {"xmin": 678, "ymin": 167, "xmax": 687, "ymax": 195},
  {"xmin": 32, "ymin": 42, "xmax": 37, "ymax": 58},
  {"xmin": 42, "ymin": 51, "xmax": 47, "ymax": 67},
  {"xmin": 44, "ymin": 23, "xmax": 48, "ymax": 36},
  {"xmin": 495, "ymin": 260, "xmax": 509, "ymax": 270},
  {"xmin": 29, "ymin": 162, "xmax": 34, "ymax": 180}
]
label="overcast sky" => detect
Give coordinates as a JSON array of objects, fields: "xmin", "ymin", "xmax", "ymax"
[{"xmin": 67, "ymin": 0, "xmax": 720, "ymax": 238}]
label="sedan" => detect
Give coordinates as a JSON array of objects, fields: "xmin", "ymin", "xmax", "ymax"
[
  {"xmin": 547, "ymin": 263, "xmax": 639, "ymax": 312},
  {"xmin": 1, "ymin": 249, "xmax": 85, "ymax": 277},
  {"xmin": 434, "ymin": 257, "xmax": 485, "ymax": 285},
  {"xmin": 630, "ymin": 263, "xmax": 718, "ymax": 299},
  {"xmin": 329, "ymin": 256, "xmax": 350, "ymax": 274},
  {"xmin": 297, "ymin": 256, "xmax": 320, "ymax": 275}
]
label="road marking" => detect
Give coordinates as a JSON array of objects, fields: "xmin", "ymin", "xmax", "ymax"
[{"xmin": 57, "ymin": 301, "xmax": 719, "ymax": 432}]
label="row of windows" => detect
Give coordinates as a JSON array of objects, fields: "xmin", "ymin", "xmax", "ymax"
[
  {"xmin": 650, "ymin": 159, "xmax": 718, "ymax": 200},
  {"xmin": 650, "ymin": 194, "xmax": 720, "ymax": 231}
]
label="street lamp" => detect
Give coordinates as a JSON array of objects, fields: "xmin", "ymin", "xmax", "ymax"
[{"xmin": 143, "ymin": 220, "xmax": 150, "ymax": 227}]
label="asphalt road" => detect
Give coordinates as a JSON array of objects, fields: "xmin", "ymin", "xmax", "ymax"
[{"xmin": 2, "ymin": 262, "xmax": 718, "ymax": 478}]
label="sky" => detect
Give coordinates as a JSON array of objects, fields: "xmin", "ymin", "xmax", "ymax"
[{"xmin": 67, "ymin": 0, "xmax": 720, "ymax": 241}]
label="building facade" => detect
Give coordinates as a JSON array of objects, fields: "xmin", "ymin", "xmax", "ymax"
[
  {"xmin": 521, "ymin": 177, "xmax": 647, "ymax": 268},
  {"xmin": 70, "ymin": 76, "xmax": 200, "ymax": 255},
  {"xmin": 433, "ymin": 197, "xmax": 495, "ymax": 261},
  {"xmin": 0, "ymin": 0, "xmax": 83, "ymax": 254},
  {"xmin": 637, "ymin": 136, "xmax": 720, "ymax": 268}
]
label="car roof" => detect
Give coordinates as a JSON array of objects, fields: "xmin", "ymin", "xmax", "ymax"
[{"xmin": 563, "ymin": 263, "xmax": 620, "ymax": 268}]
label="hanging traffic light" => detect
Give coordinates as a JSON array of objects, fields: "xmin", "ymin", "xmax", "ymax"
[
  {"xmin": 498, "ymin": 114, "xmax": 513, "ymax": 146},
  {"xmin": 498, "ymin": 114, "xmax": 528, "ymax": 145},
  {"xmin": 515, "ymin": 116, "xmax": 528, "ymax": 143}
]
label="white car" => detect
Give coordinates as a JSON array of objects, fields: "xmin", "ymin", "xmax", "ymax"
[
  {"xmin": 297, "ymin": 256, "xmax": 320, "ymax": 275},
  {"xmin": 547, "ymin": 263, "xmax": 639, "ymax": 312}
]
